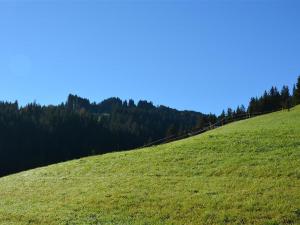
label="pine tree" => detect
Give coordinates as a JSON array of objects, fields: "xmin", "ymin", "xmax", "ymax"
[
  {"xmin": 219, "ymin": 110, "xmax": 226, "ymax": 119},
  {"xmin": 240, "ymin": 104, "xmax": 246, "ymax": 114},
  {"xmin": 248, "ymin": 97, "xmax": 259, "ymax": 115},
  {"xmin": 128, "ymin": 99, "xmax": 135, "ymax": 107},
  {"xmin": 269, "ymin": 86, "xmax": 281, "ymax": 110},
  {"xmin": 219, "ymin": 110, "xmax": 226, "ymax": 125},
  {"xmin": 292, "ymin": 85, "xmax": 297, "ymax": 106},
  {"xmin": 227, "ymin": 108, "xmax": 233, "ymax": 120},
  {"xmin": 294, "ymin": 76, "xmax": 300, "ymax": 105},
  {"xmin": 280, "ymin": 85, "xmax": 291, "ymax": 110}
]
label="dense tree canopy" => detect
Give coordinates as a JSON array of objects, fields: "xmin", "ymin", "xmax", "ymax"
[
  {"xmin": 0, "ymin": 95, "xmax": 216, "ymax": 176},
  {"xmin": 247, "ymin": 76, "xmax": 300, "ymax": 115},
  {"xmin": 0, "ymin": 76, "xmax": 299, "ymax": 177}
]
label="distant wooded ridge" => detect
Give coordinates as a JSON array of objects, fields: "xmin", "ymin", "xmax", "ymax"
[{"xmin": 0, "ymin": 76, "xmax": 299, "ymax": 177}]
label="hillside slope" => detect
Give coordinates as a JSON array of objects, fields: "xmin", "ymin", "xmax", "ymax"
[{"xmin": 0, "ymin": 107, "xmax": 299, "ymax": 225}]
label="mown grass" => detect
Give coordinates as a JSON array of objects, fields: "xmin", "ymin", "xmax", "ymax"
[{"xmin": 0, "ymin": 106, "xmax": 299, "ymax": 225}]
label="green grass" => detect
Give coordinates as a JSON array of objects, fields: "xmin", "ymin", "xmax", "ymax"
[{"xmin": 0, "ymin": 107, "xmax": 300, "ymax": 225}]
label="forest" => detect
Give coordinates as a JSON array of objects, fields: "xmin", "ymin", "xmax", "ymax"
[{"xmin": 0, "ymin": 76, "xmax": 299, "ymax": 177}]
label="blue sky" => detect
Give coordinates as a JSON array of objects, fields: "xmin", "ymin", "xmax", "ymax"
[{"xmin": 0, "ymin": 0, "xmax": 299, "ymax": 114}]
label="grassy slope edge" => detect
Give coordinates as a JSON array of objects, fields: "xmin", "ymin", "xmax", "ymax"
[{"xmin": 0, "ymin": 106, "xmax": 299, "ymax": 225}]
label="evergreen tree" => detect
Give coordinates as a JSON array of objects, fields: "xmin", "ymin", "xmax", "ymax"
[
  {"xmin": 226, "ymin": 108, "xmax": 233, "ymax": 120},
  {"xmin": 240, "ymin": 104, "xmax": 246, "ymax": 116},
  {"xmin": 235, "ymin": 105, "xmax": 246, "ymax": 117},
  {"xmin": 292, "ymin": 85, "xmax": 297, "ymax": 106},
  {"xmin": 269, "ymin": 86, "xmax": 281, "ymax": 110},
  {"xmin": 128, "ymin": 99, "xmax": 135, "ymax": 107},
  {"xmin": 248, "ymin": 97, "xmax": 259, "ymax": 115},
  {"xmin": 218, "ymin": 110, "xmax": 226, "ymax": 125},
  {"xmin": 219, "ymin": 110, "xmax": 226, "ymax": 119},
  {"xmin": 293, "ymin": 76, "xmax": 300, "ymax": 105},
  {"xmin": 280, "ymin": 85, "xmax": 291, "ymax": 110}
]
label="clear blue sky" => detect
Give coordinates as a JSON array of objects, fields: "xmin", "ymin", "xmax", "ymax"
[{"xmin": 0, "ymin": 0, "xmax": 299, "ymax": 114}]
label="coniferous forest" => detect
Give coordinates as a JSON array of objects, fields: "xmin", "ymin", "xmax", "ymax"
[{"xmin": 0, "ymin": 76, "xmax": 299, "ymax": 177}]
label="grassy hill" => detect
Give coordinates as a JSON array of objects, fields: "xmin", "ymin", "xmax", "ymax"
[{"xmin": 0, "ymin": 107, "xmax": 299, "ymax": 225}]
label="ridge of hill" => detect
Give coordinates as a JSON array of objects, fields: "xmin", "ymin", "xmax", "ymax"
[{"xmin": 0, "ymin": 94, "xmax": 215, "ymax": 177}]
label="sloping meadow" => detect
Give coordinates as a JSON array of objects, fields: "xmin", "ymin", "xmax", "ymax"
[{"xmin": 0, "ymin": 106, "xmax": 299, "ymax": 224}]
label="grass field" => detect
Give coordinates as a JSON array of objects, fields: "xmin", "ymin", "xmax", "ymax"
[{"xmin": 0, "ymin": 106, "xmax": 299, "ymax": 225}]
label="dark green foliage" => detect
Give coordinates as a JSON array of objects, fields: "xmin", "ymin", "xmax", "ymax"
[
  {"xmin": 247, "ymin": 76, "xmax": 300, "ymax": 114},
  {"xmin": 281, "ymin": 85, "xmax": 291, "ymax": 110},
  {"xmin": 0, "ymin": 76, "xmax": 299, "ymax": 177},
  {"xmin": 293, "ymin": 76, "xmax": 300, "ymax": 105},
  {"xmin": 0, "ymin": 95, "xmax": 214, "ymax": 177}
]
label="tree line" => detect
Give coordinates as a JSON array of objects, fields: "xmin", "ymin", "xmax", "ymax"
[
  {"xmin": 219, "ymin": 76, "xmax": 300, "ymax": 122},
  {"xmin": 0, "ymin": 76, "xmax": 299, "ymax": 177},
  {"xmin": 0, "ymin": 95, "xmax": 216, "ymax": 176}
]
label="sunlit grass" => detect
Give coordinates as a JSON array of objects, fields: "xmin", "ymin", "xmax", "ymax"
[{"xmin": 0, "ymin": 106, "xmax": 299, "ymax": 224}]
